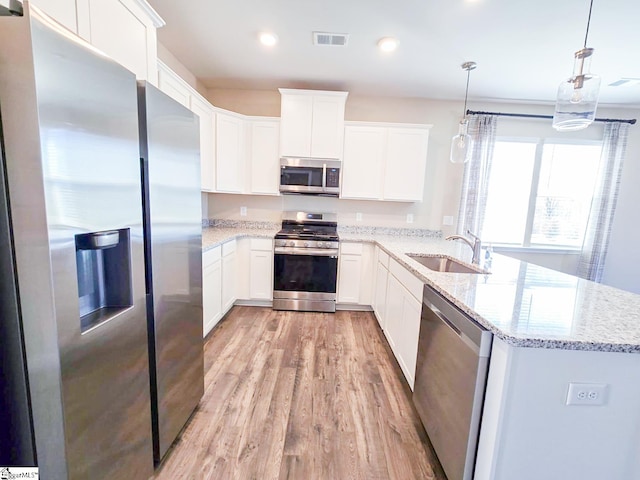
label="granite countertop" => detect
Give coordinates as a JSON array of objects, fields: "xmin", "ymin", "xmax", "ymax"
[{"xmin": 203, "ymin": 224, "xmax": 640, "ymax": 353}]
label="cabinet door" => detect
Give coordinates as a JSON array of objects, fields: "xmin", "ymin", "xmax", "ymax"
[
  {"xmin": 31, "ymin": 0, "xmax": 78, "ymax": 32},
  {"xmin": 190, "ymin": 96, "xmax": 216, "ymax": 191},
  {"xmin": 249, "ymin": 250, "xmax": 273, "ymax": 300},
  {"xmin": 337, "ymin": 254, "xmax": 362, "ymax": 304},
  {"xmin": 222, "ymin": 252, "xmax": 236, "ymax": 313},
  {"xmin": 216, "ymin": 112, "xmax": 243, "ymax": 193},
  {"xmin": 279, "ymin": 94, "xmax": 313, "ymax": 157},
  {"xmin": 383, "ymin": 127, "xmax": 429, "ymax": 201},
  {"xmin": 158, "ymin": 64, "xmax": 191, "ymax": 108},
  {"xmin": 384, "ymin": 273, "xmax": 403, "ymax": 353},
  {"xmin": 86, "ymin": 0, "xmax": 150, "ymax": 80},
  {"xmin": 249, "ymin": 120, "xmax": 280, "ymax": 195},
  {"xmin": 203, "ymin": 259, "xmax": 222, "ymax": 337},
  {"xmin": 310, "ymin": 96, "xmax": 345, "ymax": 159},
  {"xmin": 397, "ymin": 294, "xmax": 421, "ymax": 390},
  {"xmin": 342, "ymin": 126, "xmax": 386, "ymax": 199},
  {"xmin": 373, "ymin": 261, "xmax": 388, "ymax": 329}
]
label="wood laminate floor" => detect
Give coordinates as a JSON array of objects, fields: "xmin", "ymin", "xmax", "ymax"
[{"xmin": 152, "ymin": 306, "xmax": 446, "ymax": 480}]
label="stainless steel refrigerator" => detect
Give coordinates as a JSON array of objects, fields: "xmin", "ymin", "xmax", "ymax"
[
  {"xmin": 0, "ymin": 3, "xmax": 202, "ymax": 478},
  {"xmin": 137, "ymin": 82, "xmax": 204, "ymax": 464}
]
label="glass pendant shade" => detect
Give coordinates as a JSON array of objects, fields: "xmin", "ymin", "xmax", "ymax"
[
  {"xmin": 450, "ymin": 120, "xmax": 473, "ymax": 164},
  {"xmin": 553, "ymin": 48, "xmax": 601, "ymax": 131}
]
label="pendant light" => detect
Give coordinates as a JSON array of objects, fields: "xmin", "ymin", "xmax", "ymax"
[
  {"xmin": 552, "ymin": 0, "xmax": 600, "ymax": 131},
  {"xmin": 450, "ymin": 61, "xmax": 477, "ymax": 164}
]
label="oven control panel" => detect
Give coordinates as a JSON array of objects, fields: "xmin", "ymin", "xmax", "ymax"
[{"xmin": 275, "ymin": 239, "xmax": 339, "ymax": 250}]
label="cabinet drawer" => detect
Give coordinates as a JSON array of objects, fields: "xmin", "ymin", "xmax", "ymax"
[
  {"xmin": 377, "ymin": 248, "xmax": 390, "ymax": 269},
  {"xmin": 341, "ymin": 242, "xmax": 363, "ymax": 255},
  {"xmin": 389, "ymin": 258, "xmax": 423, "ymax": 302},
  {"xmin": 203, "ymin": 246, "xmax": 221, "ymax": 267},
  {"xmin": 250, "ymin": 238, "xmax": 273, "ymax": 251},
  {"xmin": 222, "ymin": 239, "xmax": 237, "ymax": 256}
]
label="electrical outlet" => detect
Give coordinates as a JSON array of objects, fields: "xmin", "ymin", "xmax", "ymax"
[
  {"xmin": 566, "ymin": 383, "xmax": 608, "ymax": 406},
  {"xmin": 406, "ymin": 213, "xmax": 414, "ymax": 224},
  {"xmin": 442, "ymin": 215, "xmax": 454, "ymax": 226},
  {"xmin": 240, "ymin": 206, "xmax": 247, "ymax": 217},
  {"xmin": 356, "ymin": 212, "xmax": 363, "ymax": 222}
]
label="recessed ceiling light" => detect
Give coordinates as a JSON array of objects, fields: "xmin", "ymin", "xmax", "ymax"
[
  {"xmin": 378, "ymin": 37, "xmax": 399, "ymax": 53},
  {"xmin": 259, "ymin": 32, "xmax": 278, "ymax": 47}
]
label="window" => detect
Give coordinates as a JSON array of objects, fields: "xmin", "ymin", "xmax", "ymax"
[{"xmin": 482, "ymin": 139, "xmax": 602, "ymax": 249}]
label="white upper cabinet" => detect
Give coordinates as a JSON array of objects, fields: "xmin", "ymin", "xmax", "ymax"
[
  {"xmin": 247, "ymin": 118, "xmax": 280, "ymax": 196},
  {"xmin": 32, "ymin": 0, "xmax": 164, "ymax": 84},
  {"xmin": 342, "ymin": 122, "xmax": 431, "ymax": 202},
  {"xmin": 279, "ymin": 89, "xmax": 348, "ymax": 159},
  {"xmin": 189, "ymin": 95, "xmax": 216, "ymax": 192},
  {"xmin": 216, "ymin": 111, "xmax": 244, "ymax": 193},
  {"xmin": 383, "ymin": 127, "xmax": 430, "ymax": 201},
  {"xmin": 157, "ymin": 60, "xmax": 191, "ymax": 108},
  {"xmin": 342, "ymin": 125, "xmax": 386, "ymax": 200},
  {"xmin": 30, "ymin": 0, "xmax": 78, "ymax": 32}
]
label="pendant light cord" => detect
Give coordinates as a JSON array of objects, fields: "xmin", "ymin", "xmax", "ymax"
[
  {"xmin": 462, "ymin": 68, "xmax": 471, "ymax": 118},
  {"xmin": 583, "ymin": 0, "xmax": 594, "ymax": 48}
]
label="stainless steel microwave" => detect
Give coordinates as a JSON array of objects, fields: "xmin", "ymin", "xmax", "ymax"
[{"xmin": 279, "ymin": 157, "xmax": 341, "ymax": 196}]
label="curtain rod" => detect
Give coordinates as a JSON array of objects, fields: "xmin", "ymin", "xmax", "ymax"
[{"xmin": 466, "ymin": 110, "xmax": 636, "ymax": 125}]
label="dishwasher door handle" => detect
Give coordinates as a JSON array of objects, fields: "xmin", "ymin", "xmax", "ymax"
[{"xmin": 424, "ymin": 299, "xmax": 483, "ymax": 354}]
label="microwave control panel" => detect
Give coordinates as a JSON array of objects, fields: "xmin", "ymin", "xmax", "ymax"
[{"xmin": 326, "ymin": 168, "xmax": 340, "ymax": 188}]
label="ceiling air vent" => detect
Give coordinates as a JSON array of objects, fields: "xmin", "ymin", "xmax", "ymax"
[{"xmin": 313, "ymin": 32, "xmax": 349, "ymax": 47}]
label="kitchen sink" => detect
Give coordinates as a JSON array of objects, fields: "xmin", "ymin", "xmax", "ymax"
[{"xmin": 407, "ymin": 254, "xmax": 486, "ymax": 274}]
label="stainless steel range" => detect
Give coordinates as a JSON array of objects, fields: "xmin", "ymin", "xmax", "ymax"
[{"xmin": 273, "ymin": 212, "xmax": 339, "ymax": 313}]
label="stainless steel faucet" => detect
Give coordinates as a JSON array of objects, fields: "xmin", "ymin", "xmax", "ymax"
[{"xmin": 445, "ymin": 230, "xmax": 482, "ymax": 265}]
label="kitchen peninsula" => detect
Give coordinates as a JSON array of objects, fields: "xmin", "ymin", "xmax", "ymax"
[{"xmin": 203, "ymin": 221, "xmax": 640, "ymax": 480}]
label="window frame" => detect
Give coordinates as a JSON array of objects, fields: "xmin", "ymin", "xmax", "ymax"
[{"xmin": 487, "ymin": 136, "xmax": 603, "ymax": 251}]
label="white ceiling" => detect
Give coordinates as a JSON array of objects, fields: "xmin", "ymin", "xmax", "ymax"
[{"xmin": 147, "ymin": 0, "xmax": 640, "ymax": 107}]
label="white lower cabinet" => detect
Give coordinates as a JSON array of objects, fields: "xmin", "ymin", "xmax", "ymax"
[
  {"xmin": 249, "ymin": 239, "xmax": 274, "ymax": 300},
  {"xmin": 203, "ymin": 246, "xmax": 222, "ymax": 337},
  {"xmin": 202, "ymin": 240, "xmax": 237, "ymax": 337},
  {"xmin": 382, "ymin": 258, "xmax": 423, "ymax": 390},
  {"xmin": 337, "ymin": 242, "xmax": 374, "ymax": 306},
  {"xmin": 221, "ymin": 240, "xmax": 237, "ymax": 312},
  {"xmin": 232, "ymin": 238, "xmax": 274, "ymax": 302},
  {"xmin": 373, "ymin": 248, "xmax": 390, "ymax": 329}
]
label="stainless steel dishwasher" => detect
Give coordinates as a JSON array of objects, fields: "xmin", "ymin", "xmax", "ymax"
[{"xmin": 413, "ymin": 285, "xmax": 493, "ymax": 480}]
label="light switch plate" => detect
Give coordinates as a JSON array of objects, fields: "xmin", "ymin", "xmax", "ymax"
[
  {"xmin": 356, "ymin": 212, "xmax": 362, "ymax": 222},
  {"xmin": 240, "ymin": 206, "xmax": 247, "ymax": 217},
  {"xmin": 406, "ymin": 213, "xmax": 414, "ymax": 224},
  {"xmin": 443, "ymin": 215, "xmax": 454, "ymax": 226}
]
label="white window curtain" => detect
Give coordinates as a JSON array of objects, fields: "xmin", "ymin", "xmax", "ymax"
[
  {"xmin": 456, "ymin": 115, "xmax": 498, "ymax": 236},
  {"xmin": 577, "ymin": 122, "xmax": 629, "ymax": 282}
]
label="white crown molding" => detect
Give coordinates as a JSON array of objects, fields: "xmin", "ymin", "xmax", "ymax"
[{"xmin": 130, "ymin": 0, "xmax": 165, "ymax": 27}]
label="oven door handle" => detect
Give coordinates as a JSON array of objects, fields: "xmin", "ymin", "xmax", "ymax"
[{"xmin": 275, "ymin": 247, "xmax": 339, "ymax": 257}]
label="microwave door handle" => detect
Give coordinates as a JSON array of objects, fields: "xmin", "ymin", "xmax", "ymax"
[{"xmin": 322, "ymin": 163, "xmax": 327, "ymax": 191}]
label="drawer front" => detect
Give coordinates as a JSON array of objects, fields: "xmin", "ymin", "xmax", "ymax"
[
  {"xmin": 222, "ymin": 239, "xmax": 237, "ymax": 256},
  {"xmin": 389, "ymin": 258, "xmax": 423, "ymax": 301},
  {"xmin": 341, "ymin": 242, "xmax": 363, "ymax": 255},
  {"xmin": 250, "ymin": 238, "xmax": 273, "ymax": 251},
  {"xmin": 377, "ymin": 248, "xmax": 390, "ymax": 268},
  {"xmin": 203, "ymin": 246, "xmax": 221, "ymax": 267}
]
